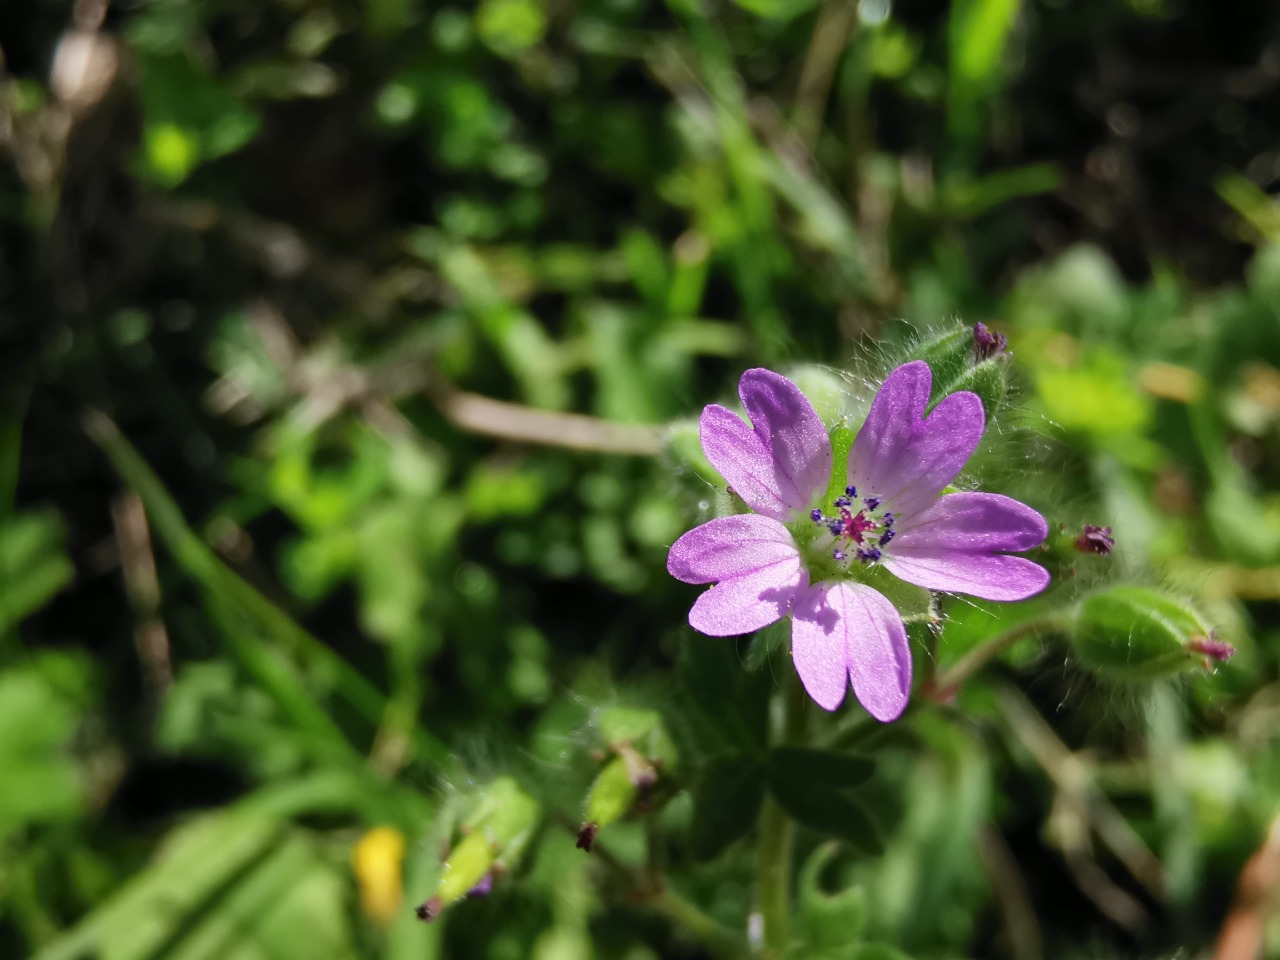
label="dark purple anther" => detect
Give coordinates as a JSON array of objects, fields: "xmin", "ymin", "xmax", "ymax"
[
  {"xmin": 1074, "ymin": 524, "xmax": 1115, "ymax": 556},
  {"xmin": 845, "ymin": 485, "xmax": 857, "ymax": 497},
  {"xmin": 973, "ymin": 322, "xmax": 1008, "ymax": 361},
  {"xmin": 811, "ymin": 508, "xmax": 823, "ymax": 522},
  {"xmin": 466, "ymin": 874, "xmax": 494, "ymax": 899},
  {"xmin": 833, "ymin": 549, "xmax": 846, "ymax": 561},
  {"xmin": 863, "ymin": 497, "xmax": 881, "ymax": 510}
]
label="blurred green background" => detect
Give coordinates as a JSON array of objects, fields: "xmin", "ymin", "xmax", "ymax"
[{"xmin": 3, "ymin": 0, "xmax": 1280, "ymax": 957}]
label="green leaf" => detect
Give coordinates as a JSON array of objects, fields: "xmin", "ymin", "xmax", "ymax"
[
  {"xmin": 766, "ymin": 748, "xmax": 876, "ymax": 789},
  {"xmin": 766, "ymin": 777, "xmax": 885, "ymax": 855},
  {"xmin": 0, "ymin": 510, "xmax": 73, "ymax": 635},
  {"xmin": 691, "ymin": 757, "xmax": 765, "ymax": 860}
]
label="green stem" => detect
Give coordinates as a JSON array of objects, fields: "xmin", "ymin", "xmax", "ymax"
[
  {"xmin": 583, "ymin": 827, "xmax": 745, "ymax": 959},
  {"xmin": 757, "ymin": 664, "xmax": 809, "ymax": 957},
  {"xmin": 928, "ymin": 614, "xmax": 1068, "ymax": 700}
]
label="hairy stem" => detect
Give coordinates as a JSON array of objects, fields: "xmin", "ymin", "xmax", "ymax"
[
  {"xmin": 757, "ymin": 664, "xmax": 810, "ymax": 957},
  {"xmin": 928, "ymin": 614, "xmax": 1069, "ymax": 701}
]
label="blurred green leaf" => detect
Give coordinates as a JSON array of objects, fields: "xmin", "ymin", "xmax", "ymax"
[
  {"xmin": 690, "ymin": 757, "xmax": 764, "ymax": 860},
  {"xmin": 766, "ymin": 748, "xmax": 876, "ymax": 789},
  {"xmin": 766, "ymin": 776, "xmax": 885, "ymax": 855},
  {"xmin": 0, "ymin": 511, "xmax": 73, "ymax": 636}
]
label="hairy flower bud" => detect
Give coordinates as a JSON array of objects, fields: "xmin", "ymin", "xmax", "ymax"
[
  {"xmin": 417, "ymin": 777, "xmax": 540, "ymax": 921},
  {"xmin": 1070, "ymin": 586, "xmax": 1220, "ymax": 680},
  {"xmin": 1074, "ymin": 524, "xmax": 1115, "ymax": 556},
  {"xmin": 578, "ymin": 707, "xmax": 679, "ymax": 851}
]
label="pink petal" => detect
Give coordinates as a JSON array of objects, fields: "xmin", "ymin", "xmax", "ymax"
[
  {"xmin": 700, "ymin": 369, "xmax": 832, "ymax": 521},
  {"xmin": 893, "ymin": 492, "xmax": 1048, "ymax": 553},
  {"xmin": 791, "ymin": 581, "xmax": 912, "ymax": 721},
  {"xmin": 667, "ymin": 515, "xmax": 800, "ymax": 585},
  {"xmin": 847, "ymin": 362, "xmax": 985, "ymax": 518},
  {"xmin": 688, "ymin": 557, "xmax": 807, "ymax": 637},
  {"xmin": 881, "ymin": 551, "xmax": 1050, "ymax": 602}
]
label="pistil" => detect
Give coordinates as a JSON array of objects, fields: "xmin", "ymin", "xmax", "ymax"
[{"xmin": 811, "ymin": 486, "xmax": 896, "ymax": 565}]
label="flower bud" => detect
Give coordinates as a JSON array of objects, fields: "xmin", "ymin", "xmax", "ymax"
[
  {"xmin": 578, "ymin": 708, "xmax": 679, "ymax": 851},
  {"xmin": 1074, "ymin": 524, "xmax": 1115, "ymax": 556},
  {"xmin": 434, "ymin": 831, "xmax": 495, "ymax": 906},
  {"xmin": 418, "ymin": 776, "xmax": 541, "ymax": 920},
  {"xmin": 972, "ymin": 322, "xmax": 1009, "ymax": 361},
  {"xmin": 905, "ymin": 326, "xmax": 972, "ymax": 401},
  {"xmin": 946, "ymin": 358, "xmax": 1009, "ymax": 416},
  {"xmin": 597, "ymin": 706, "xmax": 679, "ymax": 770},
  {"xmin": 1070, "ymin": 586, "xmax": 1219, "ymax": 680},
  {"xmin": 580, "ymin": 755, "xmax": 637, "ymax": 850}
]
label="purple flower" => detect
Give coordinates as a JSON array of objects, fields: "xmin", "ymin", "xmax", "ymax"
[{"xmin": 667, "ymin": 362, "xmax": 1050, "ymax": 721}]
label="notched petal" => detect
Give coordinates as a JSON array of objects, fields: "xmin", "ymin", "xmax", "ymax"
[
  {"xmin": 847, "ymin": 362, "xmax": 985, "ymax": 516},
  {"xmin": 791, "ymin": 581, "xmax": 911, "ymax": 720},
  {"xmin": 699, "ymin": 369, "xmax": 832, "ymax": 520},
  {"xmin": 688, "ymin": 558, "xmax": 807, "ymax": 637},
  {"xmin": 667, "ymin": 515, "xmax": 799, "ymax": 584}
]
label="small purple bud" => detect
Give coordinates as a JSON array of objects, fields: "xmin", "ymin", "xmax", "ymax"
[
  {"xmin": 416, "ymin": 897, "xmax": 443, "ymax": 923},
  {"xmin": 1189, "ymin": 632, "xmax": 1235, "ymax": 663},
  {"xmin": 576, "ymin": 822, "xmax": 599, "ymax": 852},
  {"xmin": 973, "ymin": 322, "xmax": 1009, "ymax": 361},
  {"xmin": 811, "ymin": 508, "xmax": 823, "ymax": 522},
  {"xmin": 1075, "ymin": 524, "xmax": 1115, "ymax": 556}
]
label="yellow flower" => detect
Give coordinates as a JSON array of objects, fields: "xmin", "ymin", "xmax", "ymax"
[{"xmin": 352, "ymin": 826, "xmax": 406, "ymax": 924}]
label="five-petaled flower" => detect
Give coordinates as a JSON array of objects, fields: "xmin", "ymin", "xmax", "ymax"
[{"xmin": 667, "ymin": 361, "xmax": 1050, "ymax": 721}]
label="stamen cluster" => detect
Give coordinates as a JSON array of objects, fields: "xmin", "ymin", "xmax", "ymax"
[{"xmin": 810, "ymin": 486, "xmax": 896, "ymax": 564}]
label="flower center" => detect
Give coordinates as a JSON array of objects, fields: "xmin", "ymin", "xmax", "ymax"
[{"xmin": 810, "ymin": 486, "xmax": 896, "ymax": 565}]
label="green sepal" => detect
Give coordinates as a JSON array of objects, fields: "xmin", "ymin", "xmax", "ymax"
[
  {"xmin": 598, "ymin": 706, "xmax": 679, "ymax": 768},
  {"xmin": 820, "ymin": 425, "xmax": 858, "ymax": 512},
  {"xmin": 946, "ymin": 358, "xmax": 1009, "ymax": 415},
  {"xmin": 585, "ymin": 755, "xmax": 639, "ymax": 830},
  {"xmin": 436, "ymin": 831, "xmax": 495, "ymax": 905},
  {"xmin": 744, "ymin": 619, "xmax": 790, "ymax": 671},
  {"xmin": 860, "ymin": 564, "xmax": 936, "ymax": 624},
  {"xmin": 903, "ymin": 325, "xmax": 972, "ymax": 404},
  {"xmin": 1070, "ymin": 586, "xmax": 1213, "ymax": 680}
]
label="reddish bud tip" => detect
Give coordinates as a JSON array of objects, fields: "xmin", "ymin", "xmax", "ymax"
[
  {"xmin": 1189, "ymin": 632, "xmax": 1235, "ymax": 662},
  {"xmin": 415, "ymin": 897, "xmax": 442, "ymax": 923},
  {"xmin": 576, "ymin": 822, "xmax": 599, "ymax": 852},
  {"xmin": 1075, "ymin": 524, "xmax": 1115, "ymax": 556},
  {"xmin": 973, "ymin": 322, "xmax": 1009, "ymax": 361}
]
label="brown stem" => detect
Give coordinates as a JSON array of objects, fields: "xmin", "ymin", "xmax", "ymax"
[{"xmin": 1212, "ymin": 815, "xmax": 1280, "ymax": 960}]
